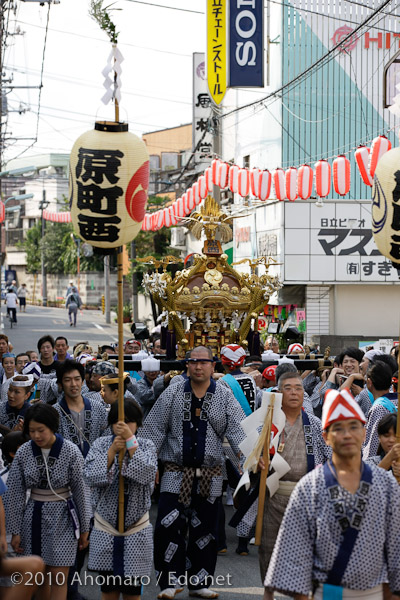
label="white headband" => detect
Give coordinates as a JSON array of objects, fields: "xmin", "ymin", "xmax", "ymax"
[{"xmin": 10, "ymin": 374, "xmax": 34, "ymax": 388}]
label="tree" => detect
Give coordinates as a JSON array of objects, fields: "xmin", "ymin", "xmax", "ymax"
[
  {"xmin": 23, "ymin": 222, "xmax": 41, "ymax": 274},
  {"xmin": 21, "ymin": 221, "xmax": 104, "ymax": 274}
]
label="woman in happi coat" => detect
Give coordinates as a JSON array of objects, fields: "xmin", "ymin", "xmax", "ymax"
[
  {"xmin": 0, "ymin": 374, "xmax": 34, "ymax": 431},
  {"xmin": 4, "ymin": 403, "xmax": 91, "ymax": 600},
  {"xmin": 84, "ymin": 399, "xmax": 157, "ymax": 600}
]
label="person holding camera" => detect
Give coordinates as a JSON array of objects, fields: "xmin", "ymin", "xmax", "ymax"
[{"xmin": 311, "ymin": 347, "xmax": 371, "ymax": 417}]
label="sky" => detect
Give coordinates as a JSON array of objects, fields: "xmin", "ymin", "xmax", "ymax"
[{"xmin": 2, "ymin": 0, "xmax": 206, "ymax": 163}]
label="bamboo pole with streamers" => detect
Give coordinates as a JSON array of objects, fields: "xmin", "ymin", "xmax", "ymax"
[{"xmin": 254, "ymin": 394, "xmax": 275, "ymax": 546}]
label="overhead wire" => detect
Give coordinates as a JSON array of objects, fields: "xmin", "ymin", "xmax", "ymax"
[
  {"xmin": 122, "ymin": 0, "xmax": 203, "ymax": 14},
  {"xmin": 7, "ymin": 65, "xmax": 192, "ymax": 105},
  {"xmin": 8, "ymin": 2, "xmax": 51, "ymax": 163},
  {"xmin": 14, "ymin": 20, "xmax": 192, "ymax": 57}
]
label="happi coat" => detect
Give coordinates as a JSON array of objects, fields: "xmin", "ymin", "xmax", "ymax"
[
  {"xmin": 53, "ymin": 396, "xmax": 108, "ymax": 457},
  {"xmin": 264, "ymin": 461, "xmax": 400, "ymax": 596},
  {"xmin": 84, "ymin": 435, "xmax": 157, "ymax": 577},
  {"xmin": 4, "ymin": 435, "xmax": 91, "ymax": 566},
  {"xmin": 141, "ymin": 378, "xmax": 246, "ymax": 499}
]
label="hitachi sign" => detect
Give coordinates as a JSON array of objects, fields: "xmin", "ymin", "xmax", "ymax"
[
  {"xmin": 364, "ymin": 32, "xmax": 400, "ymax": 49},
  {"xmin": 331, "ymin": 26, "xmax": 400, "ymax": 51}
]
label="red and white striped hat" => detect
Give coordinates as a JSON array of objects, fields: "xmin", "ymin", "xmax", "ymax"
[
  {"xmin": 322, "ymin": 388, "xmax": 366, "ymax": 431},
  {"xmin": 287, "ymin": 343, "xmax": 304, "ymax": 354},
  {"xmin": 220, "ymin": 344, "xmax": 246, "ymax": 370}
]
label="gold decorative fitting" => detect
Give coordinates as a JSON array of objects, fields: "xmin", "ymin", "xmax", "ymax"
[{"xmin": 140, "ymin": 195, "xmax": 282, "ymax": 356}]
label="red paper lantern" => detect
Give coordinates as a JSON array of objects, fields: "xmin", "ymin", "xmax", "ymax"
[
  {"xmin": 187, "ymin": 188, "xmax": 195, "ymax": 211},
  {"xmin": 273, "ymin": 168, "xmax": 286, "ymax": 200},
  {"xmin": 218, "ymin": 162, "xmax": 229, "ymax": 189},
  {"xmin": 369, "ymin": 135, "xmax": 392, "ymax": 178},
  {"xmin": 155, "ymin": 210, "xmax": 164, "ymax": 230},
  {"xmin": 297, "ymin": 165, "xmax": 313, "ymax": 199},
  {"xmin": 176, "ymin": 197, "xmax": 185, "ymax": 217},
  {"xmin": 285, "ymin": 167, "xmax": 298, "ymax": 201},
  {"xmin": 0, "ymin": 202, "xmax": 4, "ymax": 224},
  {"xmin": 354, "ymin": 146, "xmax": 373, "ymax": 187},
  {"xmin": 181, "ymin": 192, "xmax": 188, "ymax": 214},
  {"xmin": 211, "ymin": 159, "xmax": 221, "ymax": 185},
  {"xmin": 198, "ymin": 175, "xmax": 208, "ymax": 199},
  {"xmin": 250, "ymin": 168, "xmax": 261, "ymax": 196},
  {"xmin": 315, "ymin": 160, "xmax": 331, "ymax": 197},
  {"xmin": 333, "ymin": 155, "xmax": 351, "ymax": 196},
  {"xmin": 205, "ymin": 167, "xmax": 213, "ymax": 192},
  {"xmin": 229, "ymin": 165, "xmax": 239, "ymax": 193},
  {"xmin": 163, "ymin": 206, "xmax": 176, "ymax": 227},
  {"xmin": 257, "ymin": 170, "xmax": 271, "ymax": 201},
  {"xmin": 238, "ymin": 168, "xmax": 250, "ymax": 197},
  {"xmin": 142, "ymin": 214, "xmax": 151, "ymax": 231},
  {"xmin": 192, "ymin": 182, "xmax": 200, "ymax": 206}
]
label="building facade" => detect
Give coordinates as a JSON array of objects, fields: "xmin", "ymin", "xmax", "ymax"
[{"xmin": 220, "ymin": 0, "xmax": 400, "ymax": 348}]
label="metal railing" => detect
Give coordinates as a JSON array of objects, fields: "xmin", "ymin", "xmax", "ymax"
[{"xmin": 5, "ymin": 229, "xmax": 24, "ymax": 246}]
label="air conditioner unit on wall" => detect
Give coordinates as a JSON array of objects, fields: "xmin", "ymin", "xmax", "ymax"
[{"xmin": 171, "ymin": 227, "xmax": 186, "ymax": 248}]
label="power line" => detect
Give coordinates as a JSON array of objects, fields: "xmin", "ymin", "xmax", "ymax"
[
  {"xmin": 7, "ymin": 2, "xmax": 51, "ymax": 163},
  {"xmin": 122, "ymin": 0, "xmax": 203, "ymax": 14},
  {"xmin": 266, "ymin": 0, "xmax": 398, "ymax": 28},
  {"xmin": 14, "ymin": 20, "xmax": 192, "ymax": 57},
  {"xmin": 7, "ymin": 65, "xmax": 192, "ymax": 105}
]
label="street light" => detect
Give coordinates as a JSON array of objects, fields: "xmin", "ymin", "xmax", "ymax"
[
  {"xmin": 0, "ymin": 167, "xmax": 36, "ymax": 178},
  {"xmin": 70, "ymin": 233, "xmax": 81, "ymax": 292}
]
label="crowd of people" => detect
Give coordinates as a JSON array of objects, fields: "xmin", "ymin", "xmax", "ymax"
[{"xmin": 0, "ymin": 329, "xmax": 397, "ymax": 600}]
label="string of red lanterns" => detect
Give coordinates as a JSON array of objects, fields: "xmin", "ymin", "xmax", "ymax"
[{"xmin": 38, "ymin": 134, "xmax": 391, "ymax": 231}]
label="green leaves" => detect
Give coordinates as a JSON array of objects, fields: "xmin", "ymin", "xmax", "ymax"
[{"xmin": 89, "ymin": 0, "xmax": 120, "ymax": 43}]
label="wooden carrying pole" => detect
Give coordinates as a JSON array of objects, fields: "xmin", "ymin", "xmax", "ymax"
[
  {"xmin": 117, "ymin": 246, "xmax": 125, "ymax": 533},
  {"xmin": 396, "ymin": 338, "xmax": 400, "ymax": 484},
  {"xmin": 255, "ymin": 394, "xmax": 275, "ymax": 546}
]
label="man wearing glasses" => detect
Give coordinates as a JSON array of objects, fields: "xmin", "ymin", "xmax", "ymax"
[{"xmin": 142, "ymin": 346, "xmax": 246, "ymax": 600}]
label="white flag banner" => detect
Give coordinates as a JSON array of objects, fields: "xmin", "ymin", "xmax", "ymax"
[{"xmin": 235, "ymin": 391, "xmax": 289, "ymax": 498}]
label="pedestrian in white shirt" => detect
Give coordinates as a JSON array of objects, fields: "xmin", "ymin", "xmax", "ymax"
[
  {"xmin": 16, "ymin": 283, "xmax": 27, "ymax": 312},
  {"xmin": 4, "ymin": 291, "xmax": 18, "ymax": 323}
]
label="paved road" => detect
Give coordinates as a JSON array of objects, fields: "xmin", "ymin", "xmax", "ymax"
[{"xmin": 0, "ymin": 304, "xmax": 122, "ymax": 354}]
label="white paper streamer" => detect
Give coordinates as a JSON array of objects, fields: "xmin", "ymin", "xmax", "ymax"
[
  {"xmin": 235, "ymin": 392, "xmax": 287, "ymax": 497},
  {"xmin": 101, "ymin": 44, "xmax": 124, "ymax": 105}
]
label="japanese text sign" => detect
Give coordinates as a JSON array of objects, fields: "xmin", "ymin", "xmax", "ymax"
[{"xmin": 207, "ymin": 0, "xmax": 227, "ymax": 104}]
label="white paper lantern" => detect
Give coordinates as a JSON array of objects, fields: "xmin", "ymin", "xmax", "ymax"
[
  {"xmin": 372, "ymin": 146, "xmax": 400, "ymax": 264},
  {"xmin": 69, "ymin": 121, "xmax": 149, "ymax": 248}
]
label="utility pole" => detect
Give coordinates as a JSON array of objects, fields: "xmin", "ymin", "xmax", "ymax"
[
  {"xmin": 104, "ymin": 255, "xmax": 110, "ymax": 324},
  {"xmin": 40, "ymin": 189, "xmax": 47, "ymax": 307},
  {"xmin": 131, "ymin": 240, "xmax": 138, "ymax": 323}
]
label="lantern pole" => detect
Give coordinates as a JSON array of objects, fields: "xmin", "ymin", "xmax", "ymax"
[
  {"xmin": 115, "ymin": 86, "xmax": 125, "ymax": 532},
  {"xmin": 396, "ymin": 331, "xmax": 400, "ymax": 484},
  {"xmin": 117, "ymin": 245, "xmax": 125, "ymax": 533}
]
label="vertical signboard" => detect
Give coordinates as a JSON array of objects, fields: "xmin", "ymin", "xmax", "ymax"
[
  {"xmin": 193, "ymin": 53, "xmax": 213, "ymax": 158},
  {"xmin": 229, "ymin": 0, "xmax": 264, "ymax": 87},
  {"xmin": 207, "ymin": 0, "xmax": 227, "ymax": 105}
]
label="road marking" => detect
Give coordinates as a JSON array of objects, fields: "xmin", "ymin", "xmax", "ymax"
[{"xmin": 93, "ymin": 323, "xmax": 104, "ymax": 330}]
